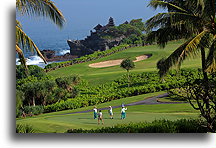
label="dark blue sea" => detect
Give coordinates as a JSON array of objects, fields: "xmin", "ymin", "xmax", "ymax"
[{"xmin": 16, "ymin": 0, "xmax": 163, "ymax": 67}]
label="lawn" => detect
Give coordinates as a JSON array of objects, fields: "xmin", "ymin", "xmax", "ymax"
[
  {"xmin": 47, "ymin": 41, "xmax": 201, "ymax": 85},
  {"xmin": 16, "ymin": 92, "xmax": 199, "ymax": 133}
]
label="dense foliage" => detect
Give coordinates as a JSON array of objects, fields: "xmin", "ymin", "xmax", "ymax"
[
  {"xmin": 16, "ymin": 65, "xmax": 46, "ymax": 80},
  {"xmin": 16, "ymin": 67, "xmax": 81, "ymax": 117},
  {"xmin": 101, "ymin": 19, "xmax": 147, "ymax": 45},
  {"xmin": 44, "ymin": 69, "xmax": 201, "ymax": 113},
  {"xmin": 170, "ymin": 73, "xmax": 215, "ymax": 132},
  {"xmin": 66, "ymin": 119, "xmax": 207, "ymax": 133},
  {"xmin": 16, "ymin": 65, "xmax": 203, "ymax": 116},
  {"xmin": 146, "ymin": 0, "xmax": 215, "ymax": 133}
]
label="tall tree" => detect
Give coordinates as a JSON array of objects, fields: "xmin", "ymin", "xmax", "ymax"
[
  {"xmin": 146, "ymin": 0, "xmax": 215, "ymax": 132},
  {"xmin": 146, "ymin": 0, "xmax": 215, "ymax": 75},
  {"xmin": 16, "ymin": 0, "xmax": 66, "ymax": 71}
]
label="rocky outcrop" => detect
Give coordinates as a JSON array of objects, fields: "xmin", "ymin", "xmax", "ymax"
[
  {"xmin": 67, "ymin": 40, "xmax": 94, "ymax": 56},
  {"xmin": 67, "ymin": 17, "xmax": 126, "ymax": 57},
  {"xmin": 40, "ymin": 50, "xmax": 55, "ymax": 59},
  {"xmin": 41, "ymin": 50, "xmax": 77, "ymax": 62}
]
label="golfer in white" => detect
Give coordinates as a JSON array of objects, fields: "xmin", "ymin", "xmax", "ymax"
[{"xmin": 108, "ymin": 106, "xmax": 113, "ymax": 119}]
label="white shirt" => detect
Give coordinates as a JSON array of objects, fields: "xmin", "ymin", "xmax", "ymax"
[
  {"xmin": 98, "ymin": 112, "xmax": 102, "ymax": 118},
  {"xmin": 93, "ymin": 108, "xmax": 97, "ymax": 113},
  {"xmin": 109, "ymin": 107, "xmax": 113, "ymax": 113},
  {"xmin": 121, "ymin": 108, "xmax": 127, "ymax": 113}
]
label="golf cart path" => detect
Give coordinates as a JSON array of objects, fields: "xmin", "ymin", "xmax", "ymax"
[{"xmin": 62, "ymin": 93, "xmax": 186, "ymax": 115}]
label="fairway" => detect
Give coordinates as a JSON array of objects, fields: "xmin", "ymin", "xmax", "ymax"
[
  {"xmin": 16, "ymin": 92, "xmax": 199, "ymax": 133},
  {"xmin": 16, "ymin": 104, "xmax": 199, "ymax": 133},
  {"xmin": 47, "ymin": 41, "xmax": 202, "ymax": 85}
]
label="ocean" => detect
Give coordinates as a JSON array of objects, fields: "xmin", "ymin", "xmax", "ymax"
[{"xmin": 16, "ymin": 0, "xmax": 163, "ymax": 67}]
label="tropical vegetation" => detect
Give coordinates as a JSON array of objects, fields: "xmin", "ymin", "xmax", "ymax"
[
  {"xmin": 145, "ymin": 0, "xmax": 215, "ymax": 132},
  {"xmin": 16, "ymin": 0, "xmax": 215, "ymax": 133},
  {"xmin": 16, "ymin": 0, "xmax": 65, "ymax": 71}
]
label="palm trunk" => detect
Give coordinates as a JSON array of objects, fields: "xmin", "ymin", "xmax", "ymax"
[
  {"xmin": 200, "ymin": 47, "xmax": 211, "ymax": 132},
  {"xmin": 201, "ymin": 48, "xmax": 209, "ymax": 84},
  {"xmin": 32, "ymin": 97, "xmax": 35, "ymax": 107}
]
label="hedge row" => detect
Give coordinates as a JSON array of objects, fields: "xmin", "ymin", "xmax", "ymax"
[
  {"xmin": 44, "ymin": 44, "xmax": 130, "ymax": 72},
  {"xmin": 44, "ymin": 69, "xmax": 201, "ymax": 113},
  {"xmin": 66, "ymin": 119, "xmax": 207, "ymax": 133}
]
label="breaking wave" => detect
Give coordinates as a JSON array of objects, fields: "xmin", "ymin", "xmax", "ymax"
[
  {"xmin": 16, "ymin": 55, "xmax": 48, "ymax": 68},
  {"xmin": 56, "ymin": 49, "xmax": 70, "ymax": 56}
]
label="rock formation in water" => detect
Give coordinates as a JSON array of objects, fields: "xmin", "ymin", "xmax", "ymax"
[
  {"xmin": 67, "ymin": 17, "xmax": 125, "ymax": 57},
  {"xmin": 41, "ymin": 49, "xmax": 77, "ymax": 62}
]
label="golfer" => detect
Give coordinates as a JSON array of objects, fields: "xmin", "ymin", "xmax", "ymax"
[
  {"xmin": 97, "ymin": 110, "xmax": 104, "ymax": 125},
  {"xmin": 108, "ymin": 106, "xmax": 113, "ymax": 119},
  {"xmin": 93, "ymin": 106, "xmax": 98, "ymax": 119},
  {"xmin": 121, "ymin": 106, "xmax": 127, "ymax": 119}
]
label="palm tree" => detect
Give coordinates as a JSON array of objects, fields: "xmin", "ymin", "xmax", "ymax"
[
  {"xmin": 146, "ymin": 0, "xmax": 215, "ymax": 77},
  {"xmin": 16, "ymin": 0, "xmax": 66, "ymax": 72},
  {"xmin": 145, "ymin": 0, "xmax": 215, "ymax": 132}
]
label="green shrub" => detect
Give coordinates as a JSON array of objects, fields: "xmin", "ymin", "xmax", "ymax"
[
  {"xmin": 44, "ymin": 69, "xmax": 201, "ymax": 113},
  {"xmin": 23, "ymin": 105, "xmax": 44, "ymax": 115},
  {"xmin": 16, "ymin": 65, "xmax": 46, "ymax": 80},
  {"xmin": 66, "ymin": 119, "xmax": 207, "ymax": 133}
]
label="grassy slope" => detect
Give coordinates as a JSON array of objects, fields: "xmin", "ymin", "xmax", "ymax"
[
  {"xmin": 47, "ymin": 41, "xmax": 201, "ymax": 85},
  {"xmin": 16, "ymin": 92, "xmax": 199, "ymax": 133}
]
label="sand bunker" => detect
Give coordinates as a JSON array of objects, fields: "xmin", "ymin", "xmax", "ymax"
[{"xmin": 89, "ymin": 54, "xmax": 151, "ymax": 68}]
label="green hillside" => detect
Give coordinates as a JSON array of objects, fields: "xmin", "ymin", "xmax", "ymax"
[{"xmin": 47, "ymin": 41, "xmax": 201, "ymax": 85}]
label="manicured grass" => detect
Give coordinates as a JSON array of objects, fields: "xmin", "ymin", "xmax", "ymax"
[
  {"xmin": 157, "ymin": 96, "xmax": 187, "ymax": 103},
  {"xmin": 47, "ymin": 41, "xmax": 201, "ymax": 85},
  {"xmin": 16, "ymin": 92, "xmax": 199, "ymax": 133},
  {"xmin": 16, "ymin": 104, "xmax": 199, "ymax": 133}
]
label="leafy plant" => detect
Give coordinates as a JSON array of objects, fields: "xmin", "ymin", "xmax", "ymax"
[
  {"xmin": 16, "ymin": 124, "xmax": 35, "ymax": 133},
  {"xmin": 66, "ymin": 119, "xmax": 207, "ymax": 133},
  {"xmin": 120, "ymin": 58, "xmax": 135, "ymax": 87}
]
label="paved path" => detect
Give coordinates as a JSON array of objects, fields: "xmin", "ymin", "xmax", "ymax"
[{"xmin": 62, "ymin": 93, "xmax": 186, "ymax": 115}]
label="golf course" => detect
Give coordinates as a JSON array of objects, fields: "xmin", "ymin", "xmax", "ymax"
[{"xmin": 16, "ymin": 40, "xmax": 204, "ymax": 133}]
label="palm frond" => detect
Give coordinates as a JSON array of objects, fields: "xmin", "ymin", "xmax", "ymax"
[
  {"xmin": 146, "ymin": 26, "xmax": 188, "ymax": 48},
  {"xmin": 181, "ymin": 30, "xmax": 208, "ymax": 58},
  {"xmin": 16, "ymin": 0, "xmax": 65, "ymax": 28},
  {"xmin": 16, "ymin": 21, "xmax": 47, "ymax": 64},
  {"xmin": 16, "ymin": 20, "xmax": 22, "ymax": 29},
  {"xmin": 157, "ymin": 30, "xmax": 208, "ymax": 78},
  {"xmin": 197, "ymin": 0, "xmax": 205, "ymax": 12},
  {"xmin": 145, "ymin": 11, "xmax": 201, "ymax": 33},
  {"xmin": 148, "ymin": 0, "xmax": 188, "ymax": 13},
  {"xmin": 157, "ymin": 39, "xmax": 192, "ymax": 78},
  {"xmin": 16, "ymin": 44, "xmax": 28, "ymax": 73}
]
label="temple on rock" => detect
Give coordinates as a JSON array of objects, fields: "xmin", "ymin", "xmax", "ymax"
[{"xmin": 67, "ymin": 17, "xmax": 124, "ymax": 57}]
